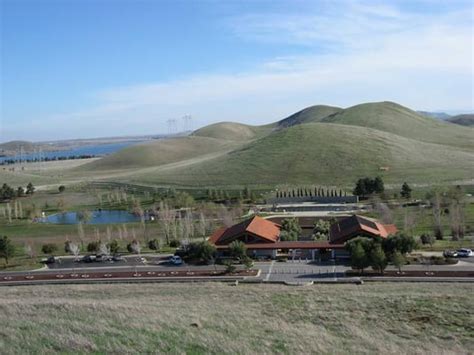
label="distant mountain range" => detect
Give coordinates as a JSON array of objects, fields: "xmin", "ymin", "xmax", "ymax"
[
  {"xmin": 75, "ymin": 101, "xmax": 474, "ymax": 187},
  {"xmin": 417, "ymin": 111, "xmax": 452, "ymax": 120}
]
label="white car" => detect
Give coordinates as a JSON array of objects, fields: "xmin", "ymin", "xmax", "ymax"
[
  {"xmin": 456, "ymin": 249, "xmax": 473, "ymax": 257},
  {"xmin": 170, "ymin": 255, "xmax": 183, "ymax": 265}
]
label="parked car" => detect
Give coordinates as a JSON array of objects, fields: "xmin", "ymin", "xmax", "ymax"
[
  {"xmin": 170, "ymin": 255, "xmax": 183, "ymax": 265},
  {"xmin": 42, "ymin": 256, "xmax": 59, "ymax": 264},
  {"xmin": 443, "ymin": 250, "xmax": 458, "ymax": 258},
  {"xmin": 112, "ymin": 255, "xmax": 125, "ymax": 262},
  {"xmin": 82, "ymin": 255, "xmax": 96, "ymax": 263},
  {"xmin": 456, "ymin": 248, "xmax": 473, "ymax": 257}
]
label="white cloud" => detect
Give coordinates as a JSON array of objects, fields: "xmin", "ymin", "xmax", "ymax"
[{"xmin": 4, "ymin": 1, "xmax": 473, "ymax": 141}]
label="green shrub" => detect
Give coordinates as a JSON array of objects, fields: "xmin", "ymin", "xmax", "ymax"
[{"xmin": 41, "ymin": 243, "xmax": 58, "ymax": 255}]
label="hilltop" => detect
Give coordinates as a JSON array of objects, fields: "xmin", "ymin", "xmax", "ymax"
[
  {"xmin": 275, "ymin": 105, "xmax": 342, "ymax": 128},
  {"xmin": 447, "ymin": 114, "xmax": 474, "ymax": 127}
]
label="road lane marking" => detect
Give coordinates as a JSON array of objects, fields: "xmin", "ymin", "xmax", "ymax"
[{"xmin": 264, "ymin": 261, "xmax": 275, "ymax": 282}]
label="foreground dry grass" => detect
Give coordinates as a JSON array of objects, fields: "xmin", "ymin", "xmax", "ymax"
[{"xmin": 0, "ymin": 282, "xmax": 472, "ymax": 354}]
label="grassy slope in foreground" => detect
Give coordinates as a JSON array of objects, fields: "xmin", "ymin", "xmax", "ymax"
[
  {"xmin": 0, "ymin": 283, "xmax": 472, "ymax": 354},
  {"xmin": 130, "ymin": 122, "xmax": 474, "ymax": 187},
  {"xmin": 322, "ymin": 102, "xmax": 474, "ymax": 150}
]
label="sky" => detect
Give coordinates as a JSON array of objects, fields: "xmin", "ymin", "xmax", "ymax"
[{"xmin": 0, "ymin": 0, "xmax": 473, "ymax": 142}]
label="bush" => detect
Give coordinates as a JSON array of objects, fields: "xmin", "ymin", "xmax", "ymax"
[
  {"xmin": 108, "ymin": 240, "xmax": 120, "ymax": 254},
  {"xmin": 420, "ymin": 233, "xmax": 435, "ymax": 246},
  {"xmin": 223, "ymin": 260, "xmax": 236, "ymax": 274},
  {"xmin": 58, "ymin": 185, "xmax": 65, "ymax": 193},
  {"xmin": 186, "ymin": 241, "xmax": 217, "ymax": 264},
  {"xmin": 148, "ymin": 239, "xmax": 160, "ymax": 251},
  {"xmin": 41, "ymin": 243, "xmax": 58, "ymax": 255},
  {"xmin": 169, "ymin": 239, "xmax": 180, "ymax": 248},
  {"xmin": 228, "ymin": 240, "xmax": 246, "ymax": 260},
  {"xmin": 87, "ymin": 241, "xmax": 100, "ymax": 253}
]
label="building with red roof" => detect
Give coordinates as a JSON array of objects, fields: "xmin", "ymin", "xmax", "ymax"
[{"xmin": 209, "ymin": 214, "xmax": 397, "ymax": 260}]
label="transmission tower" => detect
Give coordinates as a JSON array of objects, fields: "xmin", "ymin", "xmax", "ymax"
[
  {"xmin": 166, "ymin": 119, "xmax": 178, "ymax": 135},
  {"xmin": 182, "ymin": 114, "xmax": 193, "ymax": 132}
]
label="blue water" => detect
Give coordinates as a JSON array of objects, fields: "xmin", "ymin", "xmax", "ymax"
[
  {"xmin": 0, "ymin": 141, "xmax": 142, "ymax": 163},
  {"xmin": 40, "ymin": 210, "xmax": 144, "ymax": 224}
]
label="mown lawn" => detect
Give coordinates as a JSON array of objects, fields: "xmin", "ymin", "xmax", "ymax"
[{"xmin": 0, "ymin": 283, "xmax": 472, "ymax": 354}]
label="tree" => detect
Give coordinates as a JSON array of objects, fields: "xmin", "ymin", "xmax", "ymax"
[
  {"xmin": 127, "ymin": 240, "xmax": 141, "ymax": 254},
  {"xmin": 68, "ymin": 242, "xmax": 81, "ymax": 260},
  {"xmin": 77, "ymin": 210, "xmax": 92, "ymax": 224},
  {"xmin": 280, "ymin": 218, "xmax": 301, "ymax": 241},
  {"xmin": 26, "ymin": 182, "xmax": 35, "ymax": 195},
  {"xmin": 313, "ymin": 219, "xmax": 330, "ymax": 240},
  {"xmin": 392, "ymin": 251, "xmax": 405, "ymax": 273},
  {"xmin": 0, "ymin": 183, "xmax": 15, "ymax": 201},
  {"xmin": 349, "ymin": 242, "xmax": 369, "ymax": 274},
  {"xmin": 426, "ymin": 189, "xmax": 444, "ymax": 240},
  {"xmin": 0, "ymin": 236, "xmax": 15, "ymax": 265},
  {"xmin": 41, "ymin": 243, "xmax": 58, "ymax": 255},
  {"xmin": 370, "ymin": 244, "xmax": 387, "ymax": 274},
  {"xmin": 400, "ymin": 182, "xmax": 412, "ymax": 199},
  {"xmin": 373, "ymin": 176, "xmax": 384, "ymax": 194},
  {"xmin": 187, "ymin": 241, "xmax": 217, "ymax": 264},
  {"xmin": 229, "ymin": 240, "xmax": 247, "ymax": 260},
  {"xmin": 58, "ymin": 185, "xmax": 66, "ymax": 193},
  {"xmin": 16, "ymin": 186, "xmax": 25, "ymax": 198},
  {"xmin": 382, "ymin": 233, "xmax": 417, "ymax": 256}
]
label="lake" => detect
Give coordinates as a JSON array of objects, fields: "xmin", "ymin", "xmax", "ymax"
[
  {"xmin": 40, "ymin": 210, "xmax": 146, "ymax": 224},
  {"xmin": 0, "ymin": 141, "xmax": 144, "ymax": 163}
]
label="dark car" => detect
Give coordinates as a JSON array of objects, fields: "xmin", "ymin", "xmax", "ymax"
[
  {"xmin": 82, "ymin": 255, "xmax": 96, "ymax": 263},
  {"xmin": 443, "ymin": 250, "xmax": 458, "ymax": 258},
  {"xmin": 112, "ymin": 255, "xmax": 125, "ymax": 262}
]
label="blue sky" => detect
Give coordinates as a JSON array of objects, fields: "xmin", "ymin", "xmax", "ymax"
[{"xmin": 1, "ymin": 0, "xmax": 473, "ymax": 141}]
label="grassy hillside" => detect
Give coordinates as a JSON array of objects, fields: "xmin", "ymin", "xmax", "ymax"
[
  {"xmin": 6, "ymin": 101, "xmax": 473, "ymax": 189},
  {"xmin": 275, "ymin": 104, "xmax": 342, "ymax": 128},
  {"xmin": 0, "ymin": 283, "xmax": 472, "ymax": 354},
  {"xmin": 448, "ymin": 114, "xmax": 474, "ymax": 126},
  {"xmin": 322, "ymin": 102, "xmax": 474, "ymax": 150},
  {"xmin": 126, "ymin": 122, "xmax": 474, "ymax": 187},
  {"xmin": 78, "ymin": 136, "xmax": 240, "ymax": 171}
]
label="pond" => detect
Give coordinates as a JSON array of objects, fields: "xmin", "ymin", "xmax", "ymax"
[{"xmin": 40, "ymin": 210, "xmax": 146, "ymax": 225}]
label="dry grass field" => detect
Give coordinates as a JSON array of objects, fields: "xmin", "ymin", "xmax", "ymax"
[{"xmin": 0, "ymin": 282, "xmax": 472, "ymax": 354}]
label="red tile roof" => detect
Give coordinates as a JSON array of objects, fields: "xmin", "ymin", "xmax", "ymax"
[
  {"xmin": 209, "ymin": 216, "xmax": 281, "ymax": 245},
  {"xmin": 330, "ymin": 215, "xmax": 398, "ymax": 244}
]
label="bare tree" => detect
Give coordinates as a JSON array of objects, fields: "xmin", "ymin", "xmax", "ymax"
[
  {"xmin": 130, "ymin": 240, "xmax": 141, "ymax": 254},
  {"xmin": 427, "ymin": 189, "xmax": 444, "ymax": 240},
  {"xmin": 69, "ymin": 242, "xmax": 81, "ymax": 260},
  {"xmin": 77, "ymin": 222, "xmax": 85, "ymax": 249},
  {"xmin": 198, "ymin": 212, "xmax": 208, "ymax": 239},
  {"xmin": 24, "ymin": 242, "xmax": 35, "ymax": 259},
  {"xmin": 158, "ymin": 201, "xmax": 175, "ymax": 244},
  {"xmin": 99, "ymin": 242, "xmax": 110, "ymax": 257}
]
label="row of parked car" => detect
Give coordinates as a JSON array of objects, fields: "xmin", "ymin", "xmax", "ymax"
[{"xmin": 443, "ymin": 248, "xmax": 473, "ymax": 258}]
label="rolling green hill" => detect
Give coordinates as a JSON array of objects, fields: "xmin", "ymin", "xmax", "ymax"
[
  {"xmin": 321, "ymin": 102, "xmax": 474, "ymax": 150},
  {"xmin": 447, "ymin": 114, "xmax": 474, "ymax": 127},
  {"xmin": 62, "ymin": 101, "xmax": 474, "ymax": 188},
  {"xmin": 124, "ymin": 122, "xmax": 474, "ymax": 187}
]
